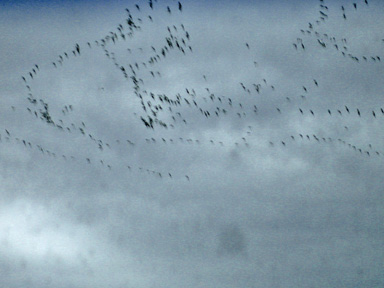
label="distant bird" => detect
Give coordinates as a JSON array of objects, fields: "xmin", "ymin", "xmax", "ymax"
[
  {"xmin": 178, "ymin": 1, "xmax": 182, "ymax": 12},
  {"xmin": 357, "ymin": 109, "xmax": 361, "ymax": 116}
]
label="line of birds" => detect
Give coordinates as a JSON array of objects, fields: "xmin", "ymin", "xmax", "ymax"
[
  {"xmin": 0, "ymin": 128, "xmax": 191, "ymax": 181},
  {"xmin": 12, "ymin": 1, "xmax": 193, "ymax": 181},
  {"xmin": 295, "ymin": 0, "xmax": 382, "ymax": 63},
  {"xmin": 269, "ymin": 132, "xmax": 383, "ymax": 157},
  {"xmin": 3, "ymin": 0, "xmax": 383, "ymax": 184}
]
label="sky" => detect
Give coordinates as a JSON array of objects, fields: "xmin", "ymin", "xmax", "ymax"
[{"xmin": 0, "ymin": 0, "xmax": 384, "ymax": 287}]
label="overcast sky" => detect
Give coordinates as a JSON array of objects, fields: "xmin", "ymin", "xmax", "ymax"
[{"xmin": 1, "ymin": 0, "xmax": 384, "ymax": 287}]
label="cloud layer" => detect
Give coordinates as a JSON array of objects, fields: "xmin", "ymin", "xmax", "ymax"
[{"xmin": 1, "ymin": 0, "xmax": 384, "ymax": 287}]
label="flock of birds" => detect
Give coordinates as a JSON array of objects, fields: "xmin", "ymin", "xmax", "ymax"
[{"xmin": 2, "ymin": 0, "xmax": 383, "ymax": 181}]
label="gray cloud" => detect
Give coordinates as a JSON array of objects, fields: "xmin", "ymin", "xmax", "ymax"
[{"xmin": 1, "ymin": 0, "xmax": 384, "ymax": 287}]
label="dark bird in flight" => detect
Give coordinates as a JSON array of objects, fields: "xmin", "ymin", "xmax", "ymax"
[
  {"xmin": 178, "ymin": 1, "xmax": 182, "ymax": 12},
  {"xmin": 357, "ymin": 109, "xmax": 361, "ymax": 116}
]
